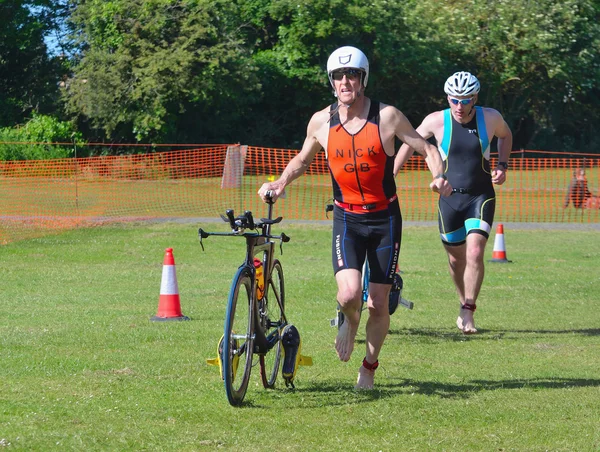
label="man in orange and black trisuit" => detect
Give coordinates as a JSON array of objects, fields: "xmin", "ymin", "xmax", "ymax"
[{"xmin": 258, "ymin": 46, "xmax": 452, "ymax": 389}]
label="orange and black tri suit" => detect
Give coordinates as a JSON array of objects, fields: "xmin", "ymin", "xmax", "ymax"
[{"xmin": 327, "ymin": 100, "xmax": 401, "ymax": 284}]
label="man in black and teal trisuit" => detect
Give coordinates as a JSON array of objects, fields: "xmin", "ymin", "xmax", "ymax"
[{"xmin": 394, "ymin": 71, "xmax": 512, "ymax": 334}]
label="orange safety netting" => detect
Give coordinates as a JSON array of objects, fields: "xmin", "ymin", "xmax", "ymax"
[{"xmin": 1, "ymin": 145, "xmax": 598, "ymax": 244}]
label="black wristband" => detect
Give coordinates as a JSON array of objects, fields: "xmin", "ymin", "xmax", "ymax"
[
  {"xmin": 434, "ymin": 173, "xmax": 447, "ymax": 180},
  {"xmin": 498, "ymin": 161, "xmax": 508, "ymax": 170}
]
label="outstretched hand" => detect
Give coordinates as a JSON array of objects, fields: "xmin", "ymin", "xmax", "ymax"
[{"xmin": 429, "ymin": 178, "xmax": 453, "ymax": 197}]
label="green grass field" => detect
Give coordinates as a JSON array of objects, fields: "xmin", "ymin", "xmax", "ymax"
[{"xmin": 1, "ymin": 219, "xmax": 599, "ymax": 451}]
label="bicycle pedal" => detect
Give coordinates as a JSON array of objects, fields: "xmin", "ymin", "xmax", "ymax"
[{"xmin": 388, "ymin": 273, "xmax": 404, "ymax": 315}]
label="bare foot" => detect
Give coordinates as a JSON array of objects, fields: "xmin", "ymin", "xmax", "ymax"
[
  {"xmin": 456, "ymin": 315, "xmax": 464, "ymax": 331},
  {"xmin": 462, "ymin": 321, "xmax": 477, "ymax": 335},
  {"xmin": 458, "ymin": 305, "xmax": 477, "ymax": 334},
  {"xmin": 335, "ymin": 320, "xmax": 357, "ymax": 362},
  {"xmin": 355, "ymin": 365, "xmax": 375, "ymax": 390}
]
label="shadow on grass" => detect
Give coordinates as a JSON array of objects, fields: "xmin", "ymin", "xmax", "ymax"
[
  {"xmin": 387, "ymin": 327, "xmax": 600, "ymax": 341},
  {"xmin": 387, "ymin": 376, "xmax": 600, "ymax": 399},
  {"xmin": 485, "ymin": 328, "xmax": 600, "ymax": 336},
  {"xmin": 284, "ymin": 376, "xmax": 600, "ymax": 407}
]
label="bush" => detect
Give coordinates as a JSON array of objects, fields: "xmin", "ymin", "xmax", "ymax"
[{"xmin": 0, "ymin": 115, "xmax": 85, "ymax": 161}]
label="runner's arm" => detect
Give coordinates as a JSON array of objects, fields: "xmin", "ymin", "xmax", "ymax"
[
  {"xmin": 491, "ymin": 112, "xmax": 513, "ymax": 185},
  {"xmin": 258, "ymin": 112, "xmax": 325, "ymax": 201},
  {"xmin": 392, "ymin": 110, "xmax": 451, "ymax": 196},
  {"xmin": 394, "ymin": 114, "xmax": 436, "ymax": 177}
]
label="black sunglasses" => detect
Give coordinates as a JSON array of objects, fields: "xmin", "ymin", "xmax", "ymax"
[{"xmin": 331, "ymin": 69, "xmax": 362, "ymax": 81}]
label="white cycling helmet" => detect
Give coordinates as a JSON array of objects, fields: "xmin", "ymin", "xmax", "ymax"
[
  {"xmin": 444, "ymin": 71, "xmax": 480, "ymax": 96},
  {"xmin": 327, "ymin": 46, "xmax": 369, "ymax": 89}
]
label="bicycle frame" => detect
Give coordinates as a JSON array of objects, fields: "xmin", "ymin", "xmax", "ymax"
[
  {"xmin": 362, "ymin": 260, "xmax": 413, "ymax": 312},
  {"xmin": 199, "ymin": 203, "xmax": 290, "ymax": 347},
  {"xmin": 361, "ymin": 259, "xmax": 370, "ymax": 304}
]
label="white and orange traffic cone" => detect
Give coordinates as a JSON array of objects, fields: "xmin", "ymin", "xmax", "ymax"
[
  {"xmin": 151, "ymin": 248, "xmax": 190, "ymax": 321},
  {"xmin": 489, "ymin": 224, "xmax": 512, "ymax": 263}
]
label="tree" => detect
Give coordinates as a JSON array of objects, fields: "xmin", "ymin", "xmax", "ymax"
[
  {"xmin": 400, "ymin": 0, "xmax": 600, "ymax": 152},
  {"xmin": 58, "ymin": 0, "xmax": 600, "ymax": 153},
  {"xmin": 64, "ymin": 0, "xmax": 260, "ymax": 143},
  {"xmin": 0, "ymin": 0, "xmax": 63, "ymax": 127}
]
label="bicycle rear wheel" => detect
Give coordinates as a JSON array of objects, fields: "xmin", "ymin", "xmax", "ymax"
[
  {"xmin": 260, "ymin": 259, "xmax": 285, "ymax": 388},
  {"xmin": 259, "ymin": 259, "xmax": 286, "ymax": 389},
  {"xmin": 223, "ymin": 267, "xmax": 255, "ymax": 406}
]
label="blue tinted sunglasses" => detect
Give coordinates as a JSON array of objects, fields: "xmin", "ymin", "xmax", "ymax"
[
  {"xmin": 331, "ymin": 69, "xmax": 362, "ymax": 81},
  {"xmin": 449, "ymin": 97, "xmax": 474, "ymax": 105}
]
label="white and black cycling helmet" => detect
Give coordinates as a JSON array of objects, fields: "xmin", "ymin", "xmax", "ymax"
[
  {"xmin": 327, "ymin": 46, "xmax": 369, "ymax": 90},
  {"xmin": 444, "ymin": 71, "xmax": 480, "ymax": 96}
]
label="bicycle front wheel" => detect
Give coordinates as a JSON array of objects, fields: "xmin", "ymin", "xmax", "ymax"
[
  {"xmin": 259, "ymin": 259, "xmax": 285, "ymax": 389},
  {"xmin": 223, "ymin": 266, "xmax": 255, "ymax": 406}
]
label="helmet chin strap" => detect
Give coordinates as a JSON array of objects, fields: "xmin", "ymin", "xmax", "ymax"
[{"xmin": 465, "ymin": 103, "xmax": 476, "ymax": 119}]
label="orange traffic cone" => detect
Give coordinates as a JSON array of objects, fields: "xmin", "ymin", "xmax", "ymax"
[
  {"xmin": 489, "ymin": 224, "xmax": 512, "ymax": 263},
  {"xmin": 151, "ymin": 248, "xmax": 190, "ymax": 321}
]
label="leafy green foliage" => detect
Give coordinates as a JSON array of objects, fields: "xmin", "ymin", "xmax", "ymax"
[
  {"xmin": 400, "ymin": 0, "xmax": 600, "ymax": 152},
  {"xmin": 1, "ymin": 0, "xmax": 599, "ymax": 153},
  {"xmin": 65, "ymin": 0, "xmax": 260, "ymax": 142},
  {"xmin": 0, "ymin": 114, "xmax": 83, "ymax": 160},
  {"xmin": 61, "ymin": 0, "xmax": 599, "ymax": 151}
]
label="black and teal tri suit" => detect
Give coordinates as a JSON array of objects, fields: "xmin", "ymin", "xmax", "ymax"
[{"xmin": 437, "ymin": 106, "xmax": 495, "ymax": 245}]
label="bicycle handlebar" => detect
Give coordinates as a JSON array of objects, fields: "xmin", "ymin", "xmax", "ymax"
[
  {"xmin": 198, "ymin": 204, "xmax": 289, "ymax": 251},
  {"xmin": 198, "ymin": 228, "xmax": 287, "ymax": 240},
  {"xmin": 198, "ymin": 226, "xmax": 289, "ymax": 251}
]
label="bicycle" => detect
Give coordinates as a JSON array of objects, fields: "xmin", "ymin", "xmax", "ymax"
[
  {"xmin": 199, "ymin": 193, "xmax": 309, "ymax": 406},
  {"xmin": 324, "ymin": 203, "xmax": 414, "ymax": 329},
  {"xmin": 330, "ymin": 259, "xmax": 414, "ymax": 328}
]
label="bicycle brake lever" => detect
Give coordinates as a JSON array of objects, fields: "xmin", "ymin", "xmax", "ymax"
[
  {"xmin": 325, "ymin": 203, "xmax": 334, "ymax": 219},
  {"xmin": 279, "ymin": 233, "xmax": 290, "ymax": 255},
  {"xmin": 198, "ymin": 228, "xmax": 207, "ymax": 251}
]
